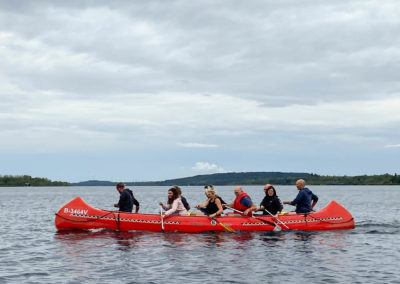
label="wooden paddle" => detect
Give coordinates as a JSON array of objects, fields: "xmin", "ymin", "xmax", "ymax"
[
  {"xmin": 196, "ymin": 204, "xmax": 234, "ymax": 232},
  {"xmin": 160, "ymin": 206, "xmax": 165, "ymax": 232},
  {"xmin": 211, "ymin": 217, "xmax": 235, "ymax": 232}
]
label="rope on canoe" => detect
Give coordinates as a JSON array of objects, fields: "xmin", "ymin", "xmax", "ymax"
[{"xmin": 306, "ymin": 213, "xmax": 354, "ymax": 225}]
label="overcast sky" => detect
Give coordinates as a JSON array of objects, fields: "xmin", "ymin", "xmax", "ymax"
[{"xmin": 1, "ymin": 0, "xmax": 399, "ymax": 182}]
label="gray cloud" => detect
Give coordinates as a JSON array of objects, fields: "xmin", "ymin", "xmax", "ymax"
[
  {"xmin": 1, "ymin": 1, "xmax": 399, "ymax": 179},
  {"xmin": 2, "ymin": 0, "xmax": 399, "ymax": 104}
]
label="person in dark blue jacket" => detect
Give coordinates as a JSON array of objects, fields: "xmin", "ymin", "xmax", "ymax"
[
  {"xmin": 283, "ymin": 179, "xmax": 318, "ymax": 214},
  {"xmin": 114, "ymin": 182, "xmax": 140, "ymax": 213}
]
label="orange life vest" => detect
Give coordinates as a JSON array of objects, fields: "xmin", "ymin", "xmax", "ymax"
[{"xmin": 233, "ymin": 192, "xmax": 251, "ymax": 215}]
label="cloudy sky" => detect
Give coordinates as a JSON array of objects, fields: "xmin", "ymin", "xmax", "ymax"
[{"xmin": 1, "ymin": 0, "xmax": 399, "ymax": 182}]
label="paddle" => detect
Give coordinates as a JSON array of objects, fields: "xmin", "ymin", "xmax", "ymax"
[
  {"xmin": 224, "ymin": 205, "xmax": 278, "ymax": 230},
  {"xmin": 263, "ymin": 208, "xmax": 290, "ymax": 230},
  {"xmin": 160, "ymin": 206, "xmax": 165, "ymax": 232},
  {"xmin": 211, "ymin": 217, "xmax": 235, "ymax": 232},
  {"xmin": 195, "ymin": 203, "xmax": 234, "ymax": 232}
]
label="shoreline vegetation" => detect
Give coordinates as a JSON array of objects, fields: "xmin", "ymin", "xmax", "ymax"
[
  {"xmin": 0, "ymin": 175, "xmax": 68, "ymax": 187},
  {"xmin": 1, "ymin": 172, "xmax": 399, "ymax": 187}
]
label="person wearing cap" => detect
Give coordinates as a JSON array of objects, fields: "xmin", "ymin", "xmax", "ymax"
[
  {"xmin": 114, "ymin": 182, "xmax": 140, "ymax": 213},
  {"xmin": 283, "ymin": 179, "xmax": 318, "ymax": 214}
]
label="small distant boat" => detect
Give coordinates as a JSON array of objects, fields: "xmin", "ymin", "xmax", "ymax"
[{"xmin": 55, "ymin": 197, "xmax": 355, "ymax": 233}]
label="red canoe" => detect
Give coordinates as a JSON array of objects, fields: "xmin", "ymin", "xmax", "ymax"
[{"xmin": 55, "ymin": 197, "xmax": 355, "ymax": 233}]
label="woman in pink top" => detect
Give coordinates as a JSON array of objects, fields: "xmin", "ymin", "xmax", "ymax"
[{"xmin": 159, "ymin": 187, "xmax": 188, "ymax": 216}]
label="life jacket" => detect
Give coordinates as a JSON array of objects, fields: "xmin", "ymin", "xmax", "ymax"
[{"xmin": 233, "ymin": 192, "xmax": 251, "ymax": 215}]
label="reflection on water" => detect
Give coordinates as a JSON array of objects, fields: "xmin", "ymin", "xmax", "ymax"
[
  {"xmin": 55, "ymin": 230, "xmax": 152, "ymax": 251},
  {"xmin": 55, "ymin": 229, "xmax": 257, "ymax": 250},
  {"xmin": 230, "ymin": 231, "xmax": 254, "ymax": 243},
  {"xmin": 55, "ymin": 228, "xmax": 350, "ymax": 253},
  {"xmin": 293, "ymin": 230, "xmax": 317, "ymax": 242}
]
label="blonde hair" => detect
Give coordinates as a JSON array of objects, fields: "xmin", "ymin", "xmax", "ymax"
[{"xmin": 204, "ymin": 185, "xmax": 217, "ymax": 196}]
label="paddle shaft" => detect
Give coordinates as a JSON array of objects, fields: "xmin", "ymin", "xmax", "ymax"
[
  {"xmin": 160, "ymin": 206, "xmax": 165, "ymax": 232},
  {"xmin": 263, "ymin": 208, "xmax": 290, "ymax": 230},
  {"xmin": 211, "ymin": 217, "xmax": 235, "ymax": 232},
  {"xmin": 224, "ymin": 205, "xmax": 252, "ymax": 216},
  {"xmin": 224, "ymin": 205, "xmax": 276, "ymax": 227}
]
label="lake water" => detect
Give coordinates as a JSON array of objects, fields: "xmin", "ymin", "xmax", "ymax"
[{"xmin": 0, "ymin": 185, "xmax": 399, "ymax": 283}]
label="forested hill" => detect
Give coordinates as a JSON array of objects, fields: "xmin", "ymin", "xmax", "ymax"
[
  {"xmin": 2, "ymin": 172, "xmax": 400, "ymax": 187},
  {"xmin": 0, "ymin": 175, "xmax": 68, "ymax": 186},
  {"xmin": 130, "ymin": 172, "xmax": 400, "ymax": 186},
  {"xmin": 131, "ymin": 172, "xmax": 312, "ymax": 186}
]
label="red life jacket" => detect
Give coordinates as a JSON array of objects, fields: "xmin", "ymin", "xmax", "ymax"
[{"xmin": 233, "ymin": 192, "xmax": 252, "ymax": 215}]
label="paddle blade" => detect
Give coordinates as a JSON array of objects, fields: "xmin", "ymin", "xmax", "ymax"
[
  {"xmin": 273, "ymin": 224, "xmax": 282, "ymax": 232},
  {"xmin": 219, "ymin": 222, "xmax": 235, "ymax": 232}
]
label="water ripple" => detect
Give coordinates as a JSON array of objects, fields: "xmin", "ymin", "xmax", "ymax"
[{"xmin": 1, "ymin": 186, "xmax": 400, "ymax": 283}]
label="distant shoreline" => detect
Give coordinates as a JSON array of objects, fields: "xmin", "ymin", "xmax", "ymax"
[{"xmin": 1, "ymin": 172, "xmax": 399, "ymax": 187}]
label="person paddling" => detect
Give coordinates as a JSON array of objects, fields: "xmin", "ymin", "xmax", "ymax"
[
  {"xmin": 114, "ymin": 182, "xmax": 140, "ymax": 213},
  {"xmin": 223, "ymin": 186, "xmax": 256, "ymax": 216},
  {"xmin": 192, "ymin": 185, "xmax": 225, "ymax": 218},
  {"xmin": 283, "ymin": 179, "xmax": 318, "ymax": 214},
  {"xmin": 172, "ymin": 185, "xmax": 191, "ymax": 211},
  {"xmin": 254, "ymin": 184, "xmax": 283, "ymax": 217},
  {"xmin": 159, "ymin": 187, "xmax": 188, "ymax": 216}
]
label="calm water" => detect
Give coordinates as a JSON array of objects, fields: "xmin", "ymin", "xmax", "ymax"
[{"xmin": 0, "ymin": 185, "xmax": 399, "ymax": 283}]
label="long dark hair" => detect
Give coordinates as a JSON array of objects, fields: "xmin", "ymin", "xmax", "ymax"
[
  {"xmin": 172, "ymin": 185, "xmax": 182, "ymax": 196},
  {"xmin": 265, "ymin": 185, "xmax": 277, "ymax": 197},
  {"xmin": 167, "ymin": 187, "xmax": 179, "ymax": 204}
]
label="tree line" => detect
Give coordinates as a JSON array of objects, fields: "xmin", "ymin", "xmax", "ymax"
[
  {"xmin": 130, "ymin": 172, "xmax": 400, "ymax": 186},
  {"xmin": 1, "ymin": 172, "xmax": 400, "ymax": 187},
  {"xmin": 0, "ymin": 175, "xmax": 68, "ymax": 187}
]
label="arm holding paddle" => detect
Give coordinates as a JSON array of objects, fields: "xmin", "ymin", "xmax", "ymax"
[
  {"xmin": 223, "ymin": 203, "xmax": 256, "ymax": 216},
  {"xmin": 222, "ymin": 202, "xmax": 234, "ymax": 216},
  {"xmin": 194, "ymin": 200, "xmax": 210, "ymax": 210},
  {"xmin": 255, "ymin": 196, "xmax": 283, "ymax": 218},
  {"xmin": 255, "ymin": 205, "xmax": 279, "ymax": 218},
  {"xmin": 243, "ymin": 204, "xmax": 257, "ymax": 216},
  {"xmin": 159, "ymin": 202, "xmax": 170, "ymax": 212}
]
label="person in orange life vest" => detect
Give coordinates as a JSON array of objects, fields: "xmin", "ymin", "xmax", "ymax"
[{"xmin": 223, "ymin": 186, "xmax": 256, "ymax": 216}]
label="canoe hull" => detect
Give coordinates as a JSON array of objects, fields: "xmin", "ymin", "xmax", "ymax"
[{"xmin": 55, "ymin": 197, "xmax": 354, "ymax": 233}]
